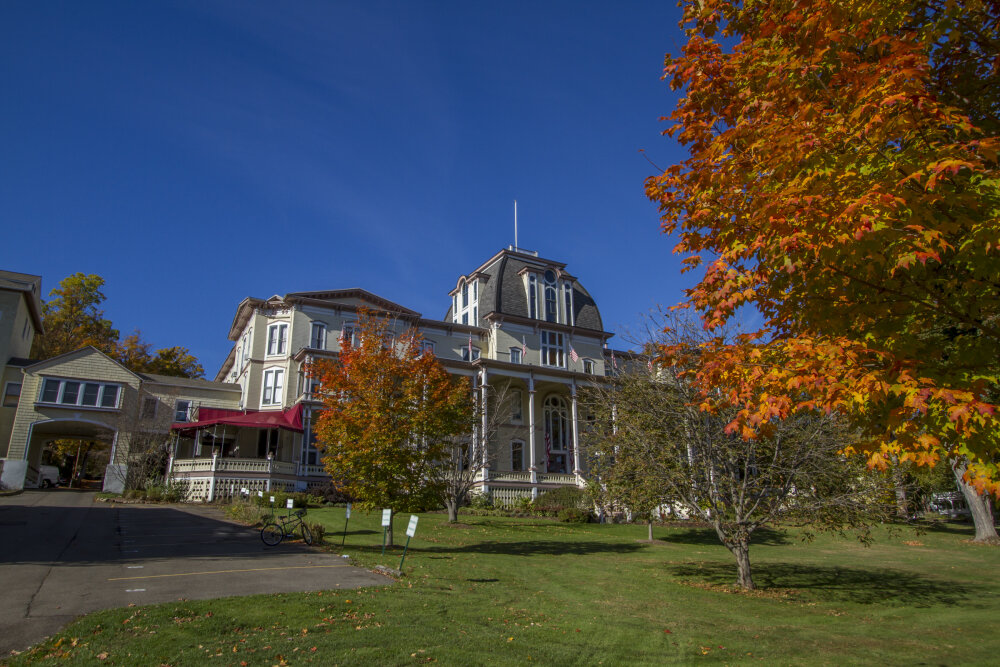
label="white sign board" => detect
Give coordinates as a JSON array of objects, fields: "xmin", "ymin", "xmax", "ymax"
[
  {"xmin": 381, "ymin": 509, "xmax": 392, "ymax": 527},
  {"xmin": 345, "ymin": 502, "xmax": 351, "ymax": 519},
  {"xmin": 406, "ymin": 515, "xmax": 419, "ymax": 538},
  {"xmin": 270, "ymin": 496, "xmax": 275, "ymax": 504},
  {"xmin": 257, "ymin": 491, "xmax": 263, "ymax": 498},
  {"xmin": 286, "ymin": 498, "xmax": 294, "ymax": 509}
]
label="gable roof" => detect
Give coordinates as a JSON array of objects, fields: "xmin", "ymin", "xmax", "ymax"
[
  {"xmin": 23, "ymin": 345, "xmax": 142, "ymax": 380},
  {"xmin": 0, "ymin": 270, "xmax": 44, "ymax": 332}
]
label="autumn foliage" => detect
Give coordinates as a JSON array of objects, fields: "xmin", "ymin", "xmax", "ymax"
[
  {"xmin": 646, "ymin": 1, "xmax": 1000, "ymax": 491},
  {"xmin": 34, "ymin": 273, "xmax": 203, "ymax": 378},
  {"xmin": 310, "ymin": 310, "xmax": 472, "ymax": 542}
]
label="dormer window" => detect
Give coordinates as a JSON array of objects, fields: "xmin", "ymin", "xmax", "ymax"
[
  {"xmin": 527, "ymin": 269, "xmax": 575, "ymax": 325},
  {"xmin": 452, "ymin": 278, "xmax": 479, "ymax": 326},
  {"xmin": 563, "ymin": 283, "xmax": 574, "ymax": 326},
  {"xmin": 528, "ymin": 274, "xmax": 538, "ymax": 319}
]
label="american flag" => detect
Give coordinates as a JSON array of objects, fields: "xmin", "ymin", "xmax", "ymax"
[
  {"xmin": 521, "ymin": 336, "xmax": 527, "ymax": 358},
  {"xmin": 570, "ymin": 345, "xmax": 579, "ymax": 363},
  {"xmin": 611, "ymin": 349, "xmax": 618, "ymax": 369}
]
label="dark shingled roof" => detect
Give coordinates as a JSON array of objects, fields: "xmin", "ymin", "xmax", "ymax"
[{"xmin": 446, "ymin": 249, "xmax": 604, "ymax": 332}]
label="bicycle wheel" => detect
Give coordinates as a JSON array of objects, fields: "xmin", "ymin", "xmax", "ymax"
[
  {"xmin": 261, "ymin": 522, "xmax": 283, "ymax": 546},
  {"xmin": 300, "ymin": 523, "xmax": 313, "ymax": 546}
]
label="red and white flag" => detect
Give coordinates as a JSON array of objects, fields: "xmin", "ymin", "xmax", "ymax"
[
  {"xmin": 570, "ymin": 345, "xmax": 579, "ymax": 363},
  {"xmin": 521, "ymin": 336, "xmax": 527, "ymax": 358},
  {"xmin": 611, "ymin": 349, "xmax": 618, "ymax": 370}
]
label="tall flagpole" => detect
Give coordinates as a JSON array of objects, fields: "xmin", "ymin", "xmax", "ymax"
[{"xmin": 514, "ymin": 200, "xmax": 518, "ymax": 250}]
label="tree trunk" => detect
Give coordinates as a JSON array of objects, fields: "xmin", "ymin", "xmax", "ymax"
[
  {"xmin": 446, "ymin": 498, "xmax": 459, "ymax": 523},
  {"xmin": 892, "ymin": 465, "xmax": 909, "ymax": 519},
  {"xmin": 648, "ymin": 521, "xmax": 653, "ymax": 541},
  {"xmin": 952, "ymin": 458, "xmax": 999, "ymax": 543},
  {"xmin": 386, "ymin": 511, "xmax": 395, "ymax": 547},
  {"xmin": 728, "ymin": 538, "xmax": 755, "ymax": 590}
]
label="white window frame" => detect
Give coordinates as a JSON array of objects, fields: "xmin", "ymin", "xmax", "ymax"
[
  {"xmin": 540, "ymin": 331, "xmax": 565, "ymax": 368},
  {"xmin": 38, "ymin": 377, "xmax": 121, "ymax": 409},
  {"xmin": 462, "ymin": 346, "xmax": 481, "ymax": 362},
  {"xmin": 266, "ymin": 322, "xmax": 288, "ymax": 356},
  {"xmin": 310, "ymin": 321, "xmax": 327, "ymax": 350},
  {"xmin": 583, "ymin": 358, "xmax": 594, "ymax": 374},
  {"xmin": 421, "ymin": 340, "xmax": 436, "ymax": 356},
  {"xmin": 262, "ymin": 368, "xmax": 285, "ymax": 406},
  {"xmin": 174, "ymin": 399, "xmax": 192, "ymax": 422},
  {"xmin": 2, "ymin": 381, "xmax": 22, "ymax": 408},
  {"xmin": 453, "ymin": 279, "xmax": 479, "ymax": 326},
  {"xmin": 509, "ymin": 347, "xmax": 522, "ymax": 364}
]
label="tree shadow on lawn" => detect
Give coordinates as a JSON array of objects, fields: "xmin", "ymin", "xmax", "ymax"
[
  {"xmin": 668, "ymin": 561, "xmax": 970, "ymax": 606},
  {"xmin": 415, "ymin": 539, "xmax": 647, "ymax": 557},
  {"xmin": 659, "ymin": 526, "xmax": 791, "ymax": 547}
]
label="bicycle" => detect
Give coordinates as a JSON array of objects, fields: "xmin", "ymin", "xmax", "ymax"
[{"xmin": 260, "ymin": 509, "xmax": 314, "ymax": 546}]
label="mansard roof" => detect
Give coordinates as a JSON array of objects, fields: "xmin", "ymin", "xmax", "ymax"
[{"xmin": 446, "ymin": 248, "xmax": 604, "ymax": 333}]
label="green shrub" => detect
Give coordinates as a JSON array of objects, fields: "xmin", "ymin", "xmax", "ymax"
[
  {"xmin": 534, "ymin": 486, "xmax": 588, "ymax": 514},
  {"xmin": 163, "ymin": 482, "xmax": 186, "ymax": 503},
  {"xmin": 558, "ymin": 508, "xmax": 591, "ymax": 523},
  {"xmin": 226, "ymin": 501, "xmax": 268, "ymax": 527},
  {"xmin": 469, "ymin": 494, "xmax": 495, "ymax": 511},
  {"xmin": 145, "ymin": 485, "xmax": 164, "ymax": 502},
  {"xmin": 306, "ymin": 521, "xmax": 325, "ymax": 544}
]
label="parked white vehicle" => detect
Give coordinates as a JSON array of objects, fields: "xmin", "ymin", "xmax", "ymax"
[{"xmin": 35, "ymin": 465, "xmax": 63, "ymax": 488}]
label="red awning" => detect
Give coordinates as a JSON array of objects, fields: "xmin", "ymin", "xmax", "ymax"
[{"xmin": 171, "ymin": 403, "xmax": 304, "ymax": 435}]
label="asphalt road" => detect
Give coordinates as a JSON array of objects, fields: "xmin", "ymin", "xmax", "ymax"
[{"xmin": 0, "ymin": 490, "xmax": 388, "ymax": 655}]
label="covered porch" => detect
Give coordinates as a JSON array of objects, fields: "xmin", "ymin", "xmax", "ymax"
[{"xmin": 167, "ymin": 404, "xmax": 324, "ymax": 501}]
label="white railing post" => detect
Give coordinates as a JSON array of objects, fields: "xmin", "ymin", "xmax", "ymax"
[{"xmin": 208, "ymin": 452, "xmax": 218, "ymax": 502}]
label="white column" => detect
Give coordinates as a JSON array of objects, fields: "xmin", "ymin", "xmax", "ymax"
[
  {"xmin": 480, "ymin": 368, "xmax": 489, "ymax": 490},
  {"xmin": 527, "ymin": 374, "xmax": 538, "ymax": 498},
  {"xmin": 571, "ymin": 381, "xmax": 582, "ymax": 480}
]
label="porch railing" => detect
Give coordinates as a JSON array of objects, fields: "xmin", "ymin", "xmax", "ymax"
[{"xmin": 171, "ymin": 458, "xmax": 295, "ymax": 475}]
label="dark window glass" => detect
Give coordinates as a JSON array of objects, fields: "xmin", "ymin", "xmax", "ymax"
[
  {"xmin": 81, "ymin": 383, "xmax": 101, "ymax": 406},
  {"xmin": 62, "ymin": 382, "xmax": 80, "ymax": 404},
  {"xmin": 100, "ymin": 385, "xmax": 119, "ymax": 408},
  {"xmin": 41, "ymin": 379, "xmax": 60, "ymax": 403}
]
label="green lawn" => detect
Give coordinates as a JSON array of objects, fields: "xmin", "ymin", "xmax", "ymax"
[{"xmin": 12, "ymin": 509, "xmax": 1000, "ymax": 665}]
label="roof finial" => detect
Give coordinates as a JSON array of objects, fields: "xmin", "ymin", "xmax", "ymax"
[{"xmin": 514, "ymin": 200, "xmax": 518, "ymax": 251}]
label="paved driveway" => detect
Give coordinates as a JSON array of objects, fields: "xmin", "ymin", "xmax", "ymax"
[{"xmin": 0, "ymin": 490, "xmax": 388, "ymax": 655}]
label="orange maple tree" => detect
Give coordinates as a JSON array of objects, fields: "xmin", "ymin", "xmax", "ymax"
[
  {"xmin": 647, "ymin": 0, "xmax": 1000, "ymax": 492},
  {"xmin": 310, "ymin": 309, "xmax": 472, "ymax": 545}
]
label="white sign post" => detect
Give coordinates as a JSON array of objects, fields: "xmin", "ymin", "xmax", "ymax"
[
  {"xmin": 381, "ymin": 508, "xmax": 392, "ymax": 556},
  {"xmin": 399, "ymin": 515, "xmax": 419, "ymax": 570},
  {"xmin": 341, "ymin": 502, "xmax": 352, "ymax": 547}
]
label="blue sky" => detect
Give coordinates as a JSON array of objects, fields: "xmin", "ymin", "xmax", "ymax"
[{"xmin": 1, "ymin": 1, "xmax": 696, "ymax": 373}]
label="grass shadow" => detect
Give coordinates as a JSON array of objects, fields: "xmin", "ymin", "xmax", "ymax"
[
  {"xmin": 668, "ymin": 560, "xmax": 970, "ymax": 606},
  {"xmin": 659, "ymin": 526, "xmax": 791, "ymax": 547},
  {"xmin": 415, "ymin": 539, "xmax": 647, "ymax": 557}
]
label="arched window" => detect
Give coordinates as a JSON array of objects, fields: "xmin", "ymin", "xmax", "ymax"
[{"xmin": 544, "ymin": 395, "xmax": 570, "ymax": 473}]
